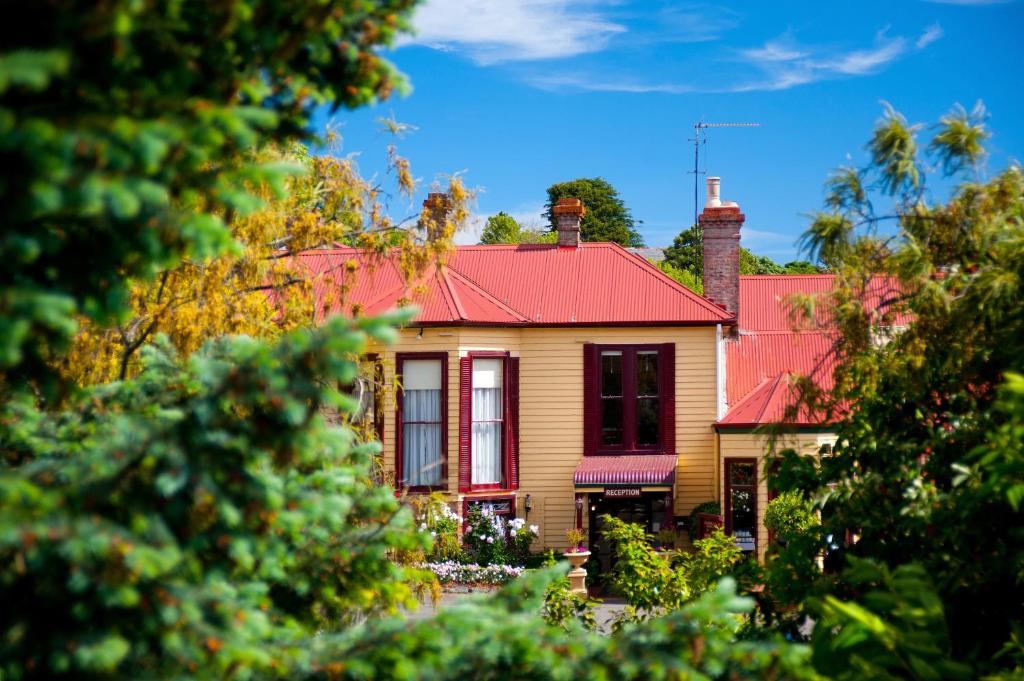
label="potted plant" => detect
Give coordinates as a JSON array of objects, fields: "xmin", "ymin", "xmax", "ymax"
[{"xmin": 562, "ymin": 528, "xmax": 590, "ymax": 595}]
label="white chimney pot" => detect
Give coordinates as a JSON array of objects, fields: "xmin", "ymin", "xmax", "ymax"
[{"xmin": 705, "ymin": 177, "xmax": 722, "ymax": 208}]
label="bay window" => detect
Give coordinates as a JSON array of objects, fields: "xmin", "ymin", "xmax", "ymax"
[
  {"xmin": 584, "ymin": 343, "xmax": 675, "ymax": 456},
  {"xmin": 396, "ymin": 353, "xmax": 447, "ymax": 490}
]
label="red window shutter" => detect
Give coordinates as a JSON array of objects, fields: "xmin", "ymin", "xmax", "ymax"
[
  {"xmin": 660, "ymin": 342, "xmax": 676, "ymax": 454},
  {"xmin": 508, "ymin": 356, "xmax": 520, "ymax": 489},
  {"xmin": 582, "ymin": 343, "xmax": 598, "ymax": 456},
  {"xmin": 459, "ymin": 356, "xmax": 472, "ymax": 492}
]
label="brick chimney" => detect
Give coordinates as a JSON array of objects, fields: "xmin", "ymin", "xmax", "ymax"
[
  {"xmin": 422, "ymin": 192, "xmax": 451, "ymax": 242},
  {"xmin": 552, "ymin": 197, "xmax": 585, "ymax": 247},
  {"xmin": 698, "ymin": 177, "xmax": 743, "ymax": 317}
]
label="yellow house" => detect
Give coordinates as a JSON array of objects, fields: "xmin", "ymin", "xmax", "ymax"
[{"xmin": 301, "ymin": 182, "xmax": 839, "ymax": 564}]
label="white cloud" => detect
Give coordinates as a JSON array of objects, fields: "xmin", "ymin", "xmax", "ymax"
[
  {"xmin": 916, "ymin": 22, "xmax": 944, "ymax": 48},
  {"xmin": 731, "ymin": 24, "xmax": 941, "ymax": 92},
  {"xmin": 400, "ymin": 0, "xmax": 625, "ymax": 64},
  {"xmin": 526, "ymin": 73, "xmax": 694, "ymax": 94}
]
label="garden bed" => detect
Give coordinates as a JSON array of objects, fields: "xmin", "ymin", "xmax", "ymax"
[{"xmin": 418, "ymin": 561, "xmax": 526, "ymax": 588}]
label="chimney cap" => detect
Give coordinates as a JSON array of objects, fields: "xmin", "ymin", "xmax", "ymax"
[
  {"xmin": 705, "ymin": 177, "xmax": 722, "ymax": 208},
  {"xmin": 552, "ymin": 197, "xmax": 586, "ymax": 217}
]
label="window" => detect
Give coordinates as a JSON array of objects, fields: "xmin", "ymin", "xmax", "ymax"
[
  {"xmin": 459, "ymin": 353, "xmax": 520, "ymax": 493},
  {"xmin": 725, "ymin": 458, "xmax": 757, "ymax": 554},
  {"xmin": 584, "ymin": 344, "xmax": 675, "ymax": 455},
  {"xmin": 472, "ymin": 358, "xmax": 504, "ymax": 486},
  {"xmin": 462, "ymin": 495, "xmax": 517, "ymax": 535},
  {"xmin": 351, "ymin": 354, "xmax": 383, "ymax": 441},
  {"xmin": 396, "ymin": 353, "xmax": 447, "ymax": 490}
]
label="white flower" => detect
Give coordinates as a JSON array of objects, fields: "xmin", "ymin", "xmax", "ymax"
[
  {"xmin": 509, "ymin": 529, "xmax": 517, "ymax": 537},
  {"xmin": 486, "ymin": 536, "xmax": 494, "ymax": 544},
  {"xmin": 419, "ymin": 522, "xmax": 427, "ymax": 530},
  {"xmin": 529, "ymin": 524, "xmax": 539, "ymax": 535},
  {"xmin": 430, "ymin": 531, "xmax": 436, "ymax": 537}
]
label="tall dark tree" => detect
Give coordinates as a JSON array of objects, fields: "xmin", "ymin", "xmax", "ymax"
[{"xmin": 545, "ymin": 178, "xmax": 644, "ymax": 247}]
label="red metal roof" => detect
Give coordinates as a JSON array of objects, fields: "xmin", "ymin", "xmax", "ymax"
[
  {"xmin": 291, "ymin": 244, "xmax": 733, "ymax": 326},
  {"xmin": 721, "ymin": 275, "xmax": 902, "ymax": 428},
  {"xmin": 573, "ymin": 455, "xmax": 679, "ymax": 486}
]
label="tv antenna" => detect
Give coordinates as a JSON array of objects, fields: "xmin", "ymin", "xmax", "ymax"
[{"xmin": 688, "ymin": 120, "xmax": 760, "ymax": 226}]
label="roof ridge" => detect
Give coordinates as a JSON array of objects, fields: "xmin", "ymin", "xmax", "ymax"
[
  {"xmin": 612, "ymin": 243, "xmax": 734, "ymax": 321},
  {"xmin": 438, "ymin": 268, "xmax": 467, "ymax": 320},
  {"xmin": 755, "ymin": 373, "xmax": 787, "ymax": 424}
]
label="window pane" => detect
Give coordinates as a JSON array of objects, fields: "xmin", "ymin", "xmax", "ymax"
[
  {"xmin": 601, "ymin": 352, "xmax": 622, "ymax": 397},
  {"xmin": 472, "ymin": 421, "xmax": 502, "ymax": 484},
  {"xmin": 403, "ymin": 423, "xmax": 442, "ymax": 486},
  {"xmin": 472, "ymin": 358, "xmax": 503, "ymax": 389},
  {"xmin": 601, "ymin": 398, "xmax": 624, "ymax": 445},
  {"xmin": 403, "ymin": 359, "xmax": 442, "ymax": 390},
  {"xmin": 730, "ymin": 486, "xmax": 756, "ymax": 551},
  {"xmin": 637, "ymin": 397, "xmax": 659, "ymax": 446},
  {"xmin": 404, "ymin": 389, "xmax": 440, "ymax": 422},
  {"xmin": 636, "ymin": 351, "xmax": 659, "ymax": 396},
  {"xmin": 729, "ymin": 462, "xmax": 755, "ymax": 487}
]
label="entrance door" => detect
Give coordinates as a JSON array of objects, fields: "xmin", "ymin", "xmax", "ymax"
[{"xmin": 588, "ymin": 492, "xmax": 670, "ymax": 575}]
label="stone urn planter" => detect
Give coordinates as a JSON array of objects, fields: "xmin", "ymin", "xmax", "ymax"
[{"xmin": 562, "ymin": 550, "xmax": 591, "ymax": 595}]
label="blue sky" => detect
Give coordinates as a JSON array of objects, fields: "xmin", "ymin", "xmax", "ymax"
[{"xmin": 316, "ymin": 0, "xmax": 1024, "ymax": 261}]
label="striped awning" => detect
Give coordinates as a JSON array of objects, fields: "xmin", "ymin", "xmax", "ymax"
[{"xmin": 573, "ymin": 455, "xmax": 678, "ymax": 487}]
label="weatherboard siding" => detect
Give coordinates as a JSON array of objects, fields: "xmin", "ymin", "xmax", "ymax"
[
  {"xmin": 374, "ymin": 324, "xmax": 719, "ymax": 550},
  {"xmin": 718, "ymin": 431, "xmax": 836, "ymax": 560}
]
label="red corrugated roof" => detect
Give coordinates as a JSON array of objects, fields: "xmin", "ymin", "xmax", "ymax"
[
  {"xmin": 720, "ymin": 274, "xmax": 903, "ymax": 428},
  {"xmin": 292, "ymin": 244, "xmax": 733, "ymax": 325},
  {"xmin": 573, "ymin": 455, "xmax": 679, "ymax": 486}
]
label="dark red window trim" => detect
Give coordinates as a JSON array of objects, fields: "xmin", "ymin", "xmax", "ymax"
[
  {"xmin": 363, "ymin": 352, "xmax": 385, "ymax": 445},
  {"xmin": 583, "ymin": 343, "xmax": 675, "ymax": 456},
  {"xmin": 395, "ymin": 352, "xmax": 449, "ymax": 493},
  {"xmin": 460, "ymin": 351, "xmax": 519, "ymax": 493},
  {"xmin": 462, "ymin": 494, "xmax": 518, "ymax": 532},
  {"xmin": 724, "ymin": 457, "xmax": 758, "ymax": 554}
]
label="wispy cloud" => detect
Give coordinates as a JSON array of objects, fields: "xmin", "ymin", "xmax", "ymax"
[
  {"xmin": 526, "ymin": 73, "xmax": 695, "ymax": 94},
  {"xmin": 916, "ymin": 22, "xmax": 944, "ymax": 48},
  {"xmin": 731, "ymin": 24, "xmax": 941, "ymax": 92},
  {"xmin": 400, "ymin": 0, "xmax": 625, "ymax": 65}
]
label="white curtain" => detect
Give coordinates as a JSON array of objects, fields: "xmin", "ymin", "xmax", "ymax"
[
  {"xmin": 402, "ymin": 360, "xmax": 442, "ymax": 486},
  {"xmin": 471, "ymin": 358, "xmax": 503, "ymax": 485}
]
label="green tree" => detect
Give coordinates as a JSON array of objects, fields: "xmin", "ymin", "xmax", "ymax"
[
  {"xmin": 480, "ymin": 212, "xmax": 521, "ymax": 244},
  {"xmin": 765, "ymin": 102, "xmax": 1024, "ymax": 677},
  {"xmin": 0, "ymin": 2, "xmax": 818, "ymax": 678},
  {"xmin": 0, "ymin": 0, "xmax": 416, "ymax": 394},
  {"xmin": 545, "ymin": 178, "xmax": 644, "ymax": 247}
]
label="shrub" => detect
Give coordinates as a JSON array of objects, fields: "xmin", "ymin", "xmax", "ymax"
[
  {"xmin": 677, "ymin": 528, "xmax": 745, "ymax": 597},
  {"xmin": 565, "ymin": 527, "xmax": 586, "ymax": 552},
  {"xmin": 409, "ymin": 492, "xmax": 465, "ymax": 562},
  {"xmin": 764, "ymin": 491, "xmax": 817, "ymax": 541}
]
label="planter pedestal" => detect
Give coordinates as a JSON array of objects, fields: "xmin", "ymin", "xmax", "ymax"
[{"xmin": 562, "ymin": 550, "xmax": 591, "ymax": 595}]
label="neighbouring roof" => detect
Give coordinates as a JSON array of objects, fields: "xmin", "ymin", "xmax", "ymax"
[
  {"xmin": 573, "ymin": 455, "xmax": 678, "ymax": 486},
  {"xmin": 626, "ymin": 246, "xmax": 666, "ymax": 263},
  {"xmin": 720, "ymin": 274, "xmax": 904, "ymax": 429},
  {"xmin": 294, "ymin": 243, "xmax": 733, "ymax": 326}
]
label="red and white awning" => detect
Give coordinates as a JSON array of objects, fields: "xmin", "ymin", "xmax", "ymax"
[{"xmin": 573, "ymin": 455, "xmax": 678, "ymax": 487}]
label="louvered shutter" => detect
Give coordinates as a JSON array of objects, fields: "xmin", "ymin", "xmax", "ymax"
[
  {"xmin": 660, "ymin": 342, "xmax": 676, "ymax": 454},
  {"xmin": 459, "ymin": 356, "xmax": 472, "ymax": 492},
  {"xmin": 508, "ymin": 356, "xmax": 520, "ymax": 489},
  {"xmin": 582, "ymin": 343, "xmax": 598, "ymax": 456}
]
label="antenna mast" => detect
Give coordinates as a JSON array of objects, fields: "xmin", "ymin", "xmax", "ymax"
[{"xmin": 688, "ymin": 121, "xmax": 760, "ymax": 226}]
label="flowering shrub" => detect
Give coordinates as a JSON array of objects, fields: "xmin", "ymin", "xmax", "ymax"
[
  {"xmin": 409, "ymin": 493, "xmax": 465, "ymax": 562},
  {"xmin": 463, "ymin": 505, "xmax": 539, "ymax": 566},
  {"xmin": 420, "ymin": 561, "xmax": 525, "ymax": 586}
]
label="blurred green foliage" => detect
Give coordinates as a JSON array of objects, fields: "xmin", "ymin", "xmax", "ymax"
[
  {"xmin": 0, "ymin": 0, "xmax": 415, "ymax": 393},
  {"xmin": 765, "ymin": 102, "xmax": 1024, "ymax": 677}
]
